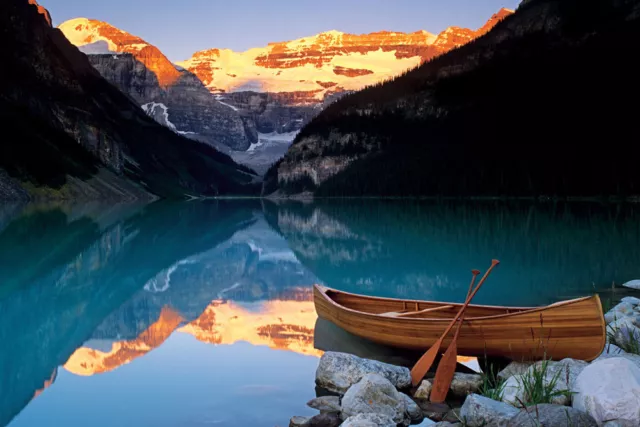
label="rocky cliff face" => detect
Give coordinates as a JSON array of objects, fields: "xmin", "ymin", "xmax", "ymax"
[
  {"xmin": 178, "ymin": 9, "xmax": 514, "ymax": 104},
  {"xmin": 0, "ymin": 0, "xmax": 256, "ymax": 200},
  {"xmin": 269, "ymin": 0, "xmax": 640, "ymax": 198},
  {"xmin": 58, "ymin": 19, "xmax": 256, "ymax": 151}
]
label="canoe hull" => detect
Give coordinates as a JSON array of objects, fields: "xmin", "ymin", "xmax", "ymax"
[{"xmin": 314, "ymin": 285, "xmax": 606, "ymax": 361}]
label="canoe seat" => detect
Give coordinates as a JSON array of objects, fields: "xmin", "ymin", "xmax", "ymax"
[
  {"xmin": 381, "ymin": 305, "xmax": 454, "ymax": 318},
  {"xmin": 380, "ymin": 311, "xmax": 409, "ymax": 317}
]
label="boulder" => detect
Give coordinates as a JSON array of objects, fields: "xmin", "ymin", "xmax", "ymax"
[
  {"xmin": 600, "ymin": 343, "xmax": 628, "ymax": 356},
  {"xmin": 459, "ymin": 394, "xmax": 519, "ymax": 427},
  {"xmin": 401, "ymin": 393, "xmax": 424, "ymax": 423},
  {"xmin": 501, "ymin": 374, "xmax": 525, "ymax": 406},
  {"xmin": 537, "ymin": 358, "xmax": 587, "ymax": 390},
  {"xmin": 307, "ymin": 396, "xmax": 341, "ymax": 413},
  {"xmin": 341, "ymin": 373, "xmax": 408, "ymax": 425},
  {"xmin": 622, "ymin": 280, "xmax": 640, "ymax": 290},
  {"xmin": 609, "ymin": 317, "xmax": 640, "ymax": 349},
  {"xmin": 595, "ymin": 352, "xmax": 640, "ymax": 369},
  {"xmin": 497, "ymin": 361, "xmax": 532, "ymax": 381},
  {"xmin": 605, "ymin": 302, "xmax": 636, "ymax": 324},
  {"xmin": 621, "ymin": 296, "xmax": 640, "ymax": 306},
  {"xmin": 414, "ymin": 379, "xmax": 432, "ymax": 400},
  {"xmin": 316, "ymin": 352, "xmax": 411, "ymax": 394},
  {"xmin": 308, "ymin": 412, "xmax": 342, "ymax": 427},
  {"xmin": 502, "ymin": 358, "xmax": 586, "ymax": 406},
  {"xmin": 603, "ymin": 422, "xmax": 634, "ymax": 427},
  {"xmin": 449, "ymin": 373, "xmax": 483, "ymax": 397},
  {"xmin": 572, "ymin": 357, "xmax": 640, "ymax": 426},
  {"xmin": 340, "ymin": 413, "xmax": 396, "ymax": 427},
  {"xmin": 290, "ymin": 416, "xmax": 311, "ymax": 427},
  {"xmin": 507, "ymin": 404, "xmax": 597, "ymax": 427},
  {"xmin": 416, "ymin": 401, "xmax": 450, "ymax": 422},
  {"xmin": 434, "ymin": 423, "xmax": 460, "ymax": 427}
]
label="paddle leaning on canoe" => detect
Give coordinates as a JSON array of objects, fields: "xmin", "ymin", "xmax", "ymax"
[{"xmin": 313, "ymin": 259, "xmax": 607, "ymax": 402}]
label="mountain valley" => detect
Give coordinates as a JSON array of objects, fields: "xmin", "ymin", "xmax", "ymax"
[{"xmin": 56, "ymin": 9, "xmax": 513, "ymax": 176}]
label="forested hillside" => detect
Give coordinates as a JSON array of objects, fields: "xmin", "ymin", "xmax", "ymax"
[{"xmin": 268, "ymin": 0, "xmax": 640, "ymax": 199}]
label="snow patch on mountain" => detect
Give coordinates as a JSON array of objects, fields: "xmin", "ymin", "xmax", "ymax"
[
  {"xmin": 142, "ymin": 102, "xmax": 176, "ymax": 131},
  {"xmin": 144, "ymin": 259, "xmax": 195, "ymax": 293},
  {"xmin": 78, "ymin": 40, "xmax": 115, "ymax": 55},
  {"xmin": 58, "ymin": 18, "xmax": 120, "ymax": 52},
  {"xmin": 214, "ymin": 95, "xmax": 239, "ymax": 111}
]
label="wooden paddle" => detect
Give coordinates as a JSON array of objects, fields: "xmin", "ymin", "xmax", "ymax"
[
  {"xmin": 410, "ymin": 259, "xmax": 500, "ymax": 386},
  {"xmin": 429, "ymin": 269, "xmax": 480, "ymax": 402}
]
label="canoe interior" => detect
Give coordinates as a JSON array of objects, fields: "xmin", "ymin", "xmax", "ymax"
[{"xmin": 325, "ymin": 288, "xmax": 532, "ymax": 320}]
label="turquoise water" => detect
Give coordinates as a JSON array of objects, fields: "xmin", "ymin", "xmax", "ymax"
[{"xmin": 1, "ymin": 200, "xmax": 639, "ymax": 426}]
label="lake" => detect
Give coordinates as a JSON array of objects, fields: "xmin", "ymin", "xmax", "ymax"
[{"xmin": 1, "ymin": 200, "xmax": 639, "ymax": 426}]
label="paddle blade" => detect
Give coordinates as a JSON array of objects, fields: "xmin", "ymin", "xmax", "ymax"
[
  {"xmin": 410, "ymin": 338, "xmax": 442, "ymax": 386},
  {"xmin": 430, "ymin": 340, "xmax": 458, "ymax": 402}
]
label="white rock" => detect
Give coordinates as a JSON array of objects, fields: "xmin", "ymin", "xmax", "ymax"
[
  {"xmin": 603, "ymin": 421, "xmax": 634, "ymax": 427},
  {"xmin": 621, "ymin": 296, "xmax": 640, "ymax": 306},
  {"xmin": 449, "ymin": 373, "xmax": 483, "ymax": 397},
  {"xmin": 316, "ymin": 352, "xmax": 411, "ymax": 394},
  {"xmin": 605, "ymin": 302, "xmax": 636, "ymax": 324},
  {"xmin": 497, "ymin": 361, "xmax": 532, "ymax": 381},
  {"xmin": 622, "ymin": 280, "xmax": 640, "ymax": 290},
  {"xmin": 341, "ymin": 373, "xmax": 408, "ymax": 425},
  {"xmin": 595, "ymin": 352, "xmax": 640, "ymax": 370},
  {"xmin": 414, "ymin": 379, "xmax": 432, "ymax": 399},
  {"xmin": 460, "ymin": 394, "xmax": 519, "ymax": 427},
  {"xmin": 609, "ymin": 317, "xmax": 640, "ymax": 349},
  {"xmin": 401, "ymin": 393, "xmax": 423, "ymax": 422},
  {"xmin": 307, "ymin": 396, "xmax": 341, "ymax": 413},
  {"xmin": 600, "ymin": 343, "xmax": 628, "ymax": 356},
  {"xmin": 501, "ymin": 374, "xmax": 525, "ymax": 406},
  {"xmin": 572, "ymin": 357, "xmax": 640, "ymax": 426},
  {"xmin": 289, "ymin": 415, "xmax": 310, "ymax": 427},
  {"xmin": 605, "ymin": 302, "xmax": 640, "ymax": 326},
  {"xmin": 340, "ymin": 413, "xmax": 396, "ymax": 427},
  {"xmin": 507, "ymin": 404, "xmax": 597, "ymax": 427},
  {"xmin": 538, "ymin": 358, "xmax": 588, "ymax": 390},
  {"xmin": 501, "ymin": 359, "xmax": 585, "ymax": 407}
]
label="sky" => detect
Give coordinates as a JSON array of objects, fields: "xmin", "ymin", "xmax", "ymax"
[{"xmin": 47, "ymin": 0, "xmax": 521, "ymax": 62}]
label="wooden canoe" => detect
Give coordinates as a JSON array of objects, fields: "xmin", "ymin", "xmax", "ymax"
[{"xmin": 314, "ymin": 285, "xmax": 606, "ymax": 361}]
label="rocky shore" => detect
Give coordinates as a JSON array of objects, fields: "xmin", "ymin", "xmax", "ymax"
[{"xmin": 290, "ymin": 296, "xmax": 640, "ymax": 427}]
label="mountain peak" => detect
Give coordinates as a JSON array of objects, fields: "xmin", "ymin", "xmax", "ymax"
[
  {"xmin": 476, "ymin": 7, "xmax": 515, "ymax": 36},
  {"xmin": 27, "ymin": 0, "xmax": 51, "ymax": 27},
  {"xmin": 320, "ymin": 29, "xmax": 344, "ymax": 37},
  {"xmin": 58, "ymin": 18, "xmax": 181, "ymax": 87}
]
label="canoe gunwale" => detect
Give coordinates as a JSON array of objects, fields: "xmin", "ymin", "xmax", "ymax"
[{"xmin": 314, "ymin": 284, "xmax": 603, "ymax": 323}]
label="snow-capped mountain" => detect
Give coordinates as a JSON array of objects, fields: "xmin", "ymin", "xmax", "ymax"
[
  {"xmin": 57, "ymin": 8, "xmax": 512, "ymax": 173},
  {"xmin": 58, "ymin": 18, "xmax": 257, "ymax": 151},
  {"xmin": 178, "ymin": 8, "xmax": 514, "ymax": 104}
]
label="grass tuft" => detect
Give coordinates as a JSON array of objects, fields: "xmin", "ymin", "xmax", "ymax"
[
  {"xmin": 478, "ymin": 364, "xmax": 506, "ymax": 401},
  {"xmin": 517, "ymin": 359, "xmax": 572, "ymax": 407}
]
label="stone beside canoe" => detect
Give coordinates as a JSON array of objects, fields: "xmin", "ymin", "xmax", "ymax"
[
  {"xmin": 316, "ymin": 352, "xmax": 411, "ymax": 394},
  {"xmin": 340, "ymin": 373, "xmax": 409, "ymax": 425},
  {"xmin": 572, "ymin": 357, "xmax": 640, "ymax": 426},
  {"xmin": 622, "ymin": 279, "xmax": 640, "ymax": 290}
]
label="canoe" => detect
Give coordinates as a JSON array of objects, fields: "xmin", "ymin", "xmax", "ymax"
[{"xmin": 313, "ymin": 285, "xmax": 606, "ymax": 361}]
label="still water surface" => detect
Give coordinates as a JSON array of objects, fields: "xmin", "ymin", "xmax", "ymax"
[{"xmin": 1, "ymin": 200, "xmax": 639, "ymax": 426}]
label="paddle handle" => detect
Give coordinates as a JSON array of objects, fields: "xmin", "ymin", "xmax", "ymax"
[
  {"xmin": 450, "ymin": 269, "xmax": 481, "ymax": 341},
  {"xmin": 429, "ymin": 269, "xmax": 481, "ymax": 402},
  {"xmin": 438, "ymin": 260, "xmax": 499, "ymax": 342}
]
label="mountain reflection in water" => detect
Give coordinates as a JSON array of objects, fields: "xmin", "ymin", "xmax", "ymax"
[{"xmin": 1, "ymin": 200, "xmax": 639, "ymax": 426}]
